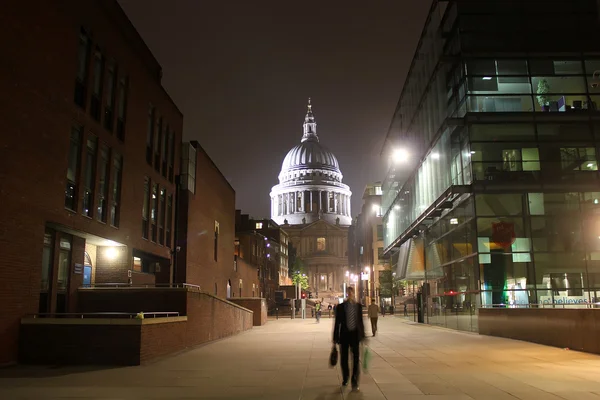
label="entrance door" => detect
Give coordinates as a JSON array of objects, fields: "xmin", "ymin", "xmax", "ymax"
[{"xmin": 83, "ymin": 265, "xmax": 92, "ymax": 286}]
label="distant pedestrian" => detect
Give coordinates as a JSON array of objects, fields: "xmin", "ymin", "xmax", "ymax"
[
  {"xmin": 382, "ymin": 306, "xmax": 386, "ymax": 317},
  {"xmin": 333, "ymin": 286, "xmax": 365, "ymax": 392},
  {"xmin": 404, "ymin": 303, "xmax": 408, "ymax": 316},
  {"xmin": 367, "ymin": 299, "xmax": 379, "ymax": 337},
  {"xmin": 316, "ymin": 301, "xmax": 321, "ymax": 323}
]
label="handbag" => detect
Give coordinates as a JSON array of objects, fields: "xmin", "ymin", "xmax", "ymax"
[
  {"xmin": 362, "ymin": 346, "xmax": 371, "ymax": 370},
  {"xmin": 329, "ymin": 345, "xmax": 338, "ymax": 367}
]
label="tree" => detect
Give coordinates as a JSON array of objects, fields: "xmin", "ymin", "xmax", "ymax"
[
  {"xmin": 290, "ymin": 256, "xmax": 309, "ymax": 290},
  {"xmin": 378, "ymin": 264, "xmax": 401, "ymax": 298}
]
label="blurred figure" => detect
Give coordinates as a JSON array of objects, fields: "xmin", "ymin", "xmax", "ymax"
[
  {"xmin": 367, "ymin": 299, "xmax": 379, "ymax": 336},
  {"xmin": 333, "ymin": 286, "xmax": 365, "ymax": 391},
  {"xmin": 315, "ymin": 301, "xmax": 321, "ymax": 323}
]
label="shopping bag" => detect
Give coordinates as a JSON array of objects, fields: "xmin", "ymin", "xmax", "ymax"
[
  {"xmin": 362, "ymin": 346, "xmax": 371, "ymax": 370},
  {"xmin": 329, "ymin": 345, "xmax": 338, "ymax": 367}
]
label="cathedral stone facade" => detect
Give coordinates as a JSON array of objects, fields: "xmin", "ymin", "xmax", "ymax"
[{"xmin": 270, "ymin": 100, "xmax": 351, "ymax": 298}]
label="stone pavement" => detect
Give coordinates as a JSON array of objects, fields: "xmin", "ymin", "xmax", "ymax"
[{"xmin": 2, "ymin": 316, "xmax": 600, "ymax": 399}]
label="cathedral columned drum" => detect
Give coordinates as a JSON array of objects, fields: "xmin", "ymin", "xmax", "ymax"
[{"xmin": 270, "ymin": 99, "xmax": 352, "ymax": 299}]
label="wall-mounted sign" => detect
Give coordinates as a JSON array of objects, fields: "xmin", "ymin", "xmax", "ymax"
[
  {"xmin": 73, "ymin": 263, "xmax": 83, "ymax": 274},
  {"xmin": 492, "ymin": 222, "xmax": 516, "ymax": 247},
  {"xmin": 128, "ymin": 270, "xmax": 132, "ymax": 278},
  {"xmin": 361, "ymin": 272, "xmax": 369, "ymax": 281}
]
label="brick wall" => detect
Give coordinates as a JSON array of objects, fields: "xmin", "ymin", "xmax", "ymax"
[
  {"xmin": 229, "ymin": 298, "xmax": 268, "ymax": 326},
  {"xmin": 21, "ymin": 290, "xmax": 254, "ymax": 365},
  {"xmin": 78, "ymin": 288, "xmax": 187, "ymax": 315},
  {"xmin": 94, "ymin": 246, "xmax": 131, "ymax": 284},
  {"xmin": 0, "ymin": 0, "xmax": 182, "ymax": 365}
]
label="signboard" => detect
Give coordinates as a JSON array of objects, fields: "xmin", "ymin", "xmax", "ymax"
[
  {"xmin": 492, "ymin": 222, "xmax": 516, "ymax": 247},
  {"xmin": 73, "ymin": 263, "xmax": 83, "ymax": 274},
  {"xmin": 127, "ymin": 270, "xmax": 132, "ymax": 278},
  {"xmin": 361, "ymin": 272, "xmax": 369, "ymax": 281}
]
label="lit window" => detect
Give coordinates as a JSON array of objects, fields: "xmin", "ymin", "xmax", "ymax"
[
  {"xmin": 317, "ymin": 237, "xmax": 326, "ymax": 251},
  {"xmin": 256, "ymin": 222, "xmax": 263, "ymax": 229}
]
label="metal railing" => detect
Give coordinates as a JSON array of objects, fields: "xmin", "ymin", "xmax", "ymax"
[
  {"xmin": 81, "ymin": 282, "xmax": 201, "ymax": 291},
  {"xmin": 29, "ymin": 311, "xmax": 180, "ymax": 319}
]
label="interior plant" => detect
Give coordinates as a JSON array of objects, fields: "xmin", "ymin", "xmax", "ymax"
[{"xmin": 536, "ymin": 78, "xmax": 550, "ymax": 110}]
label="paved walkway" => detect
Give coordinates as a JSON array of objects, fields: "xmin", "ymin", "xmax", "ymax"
[{"xmin": 2, "ymin": 317, "xmax": 600, "ymax": 399}]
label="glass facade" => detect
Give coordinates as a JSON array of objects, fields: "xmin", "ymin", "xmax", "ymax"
[{"xmin": 382, "ymin": 0, "xmax": 600, "ymax": 332}]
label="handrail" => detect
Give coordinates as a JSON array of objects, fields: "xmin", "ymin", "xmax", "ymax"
[
  {"xmin": 29, "ymin": 311, "xmax": 180, "ymax": 319},
  {"xmin": 81, "ymin": 282, "xmax": 201, "ymax": 291}
]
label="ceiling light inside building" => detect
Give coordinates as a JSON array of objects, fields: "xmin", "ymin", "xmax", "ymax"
[
  {"xmin": 482, "ymin": 77, "xmax": 492, "ymax": 80},
  {"xmin": 431, "ymin": 152, "xmax": 440, "ymax": 159},
  {"xmin": 450, "ymin": 218, "xmax": 459, "ymax": 225}
]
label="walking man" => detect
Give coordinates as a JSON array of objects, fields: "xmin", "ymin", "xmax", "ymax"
[
  {"xmin": 333, "ymin": 286, "xmax": 365, "ymax": 391},
  {"xmin": 367, "ymin": 299, "xmax": 379, "ymax": 337},
  {"xmin": 315, "ymin": 301, "xmax": 321, "ymax": 323}
]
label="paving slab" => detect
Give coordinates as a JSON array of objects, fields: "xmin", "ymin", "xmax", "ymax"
[{"xmin": 2, "ymin": 316, "xmax": 600, "ymax": 399}]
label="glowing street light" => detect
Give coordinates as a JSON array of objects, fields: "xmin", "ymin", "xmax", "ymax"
[{"xmin": 392, "ymin": 148, "xmax": 409, "ymax": 164}]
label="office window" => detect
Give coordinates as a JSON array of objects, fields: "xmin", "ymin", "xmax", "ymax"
[
  {"xmin": 65, "ymin": 125, "xmax": 82, "ymax": 211},
  {"xmin": 146, "ymin": 105, "xmax": 155, "ymax": 165},
  {"xmin": 116, "ymin": 77, "xmax": 128, "ymax": 141},
  {"xmin": 82, "ymin": 135, "xmax": 97, "ymax": 217},
  {"xmin": 104, "ymin": 60, "xmax": 117, "ymax": 132},
  {"xmin": 161, "ymin": 125, "xmax": 168, "ymax": 177},
  {"xmin": 159, "ymin": 188, "xmax": 166, "ymax": 245},
  {"xmin": 214, "ymin": 222, "xmax": 219, "ymax": 261},
  {"xmin": 168, "ymin": 130, "xmax": 175, "ymax": 182},
  {"xmin": 154, "ymin": 117, "xmax": 162, "ymax": 172},
  {"xmin": 377, "ymin": 247, "xmax": 385, "ymax": 263},
  {"xmin": 561, "ymin": 148, "xmax": 598, "ymax": 171},
  {"xmin": 96, "ymin": 145, "xmax": 109, "ymax": 222},
  {"xmin": 142, "ymin": 177, "xmax": 150, "ymax": 239},
  {"xmin": 166, "ymin": 194, "xmax": 173, "ymax": 247},
  {"xmin": 317, "ymin": 237, "xmax": 326, "ymax": 251},
  {"xmin": 151, "ymin": 183, "xmax": 158, "ymax": 242},
  {"xmin": 110, "ymin": 154, "xmax": 122, "ymax": 227},
  {"xmin": 256, "ymin": 222, "xmax": 263, "ymax": 229},
  {"xmin": 377, "ymin": 225, "xmax": 384, "ymax": 241},
  {"xmin": 90, "ymin": 48, "xmax": 103, "ymax": 121},
  {"xmin": 74, "ymin": 28, "xmax": 91, "ymax": 108}
]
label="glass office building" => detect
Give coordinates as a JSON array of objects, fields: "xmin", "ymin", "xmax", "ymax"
[{"xmin": 382, "ymin": 0, "xmax": 600, "ymax": 332}]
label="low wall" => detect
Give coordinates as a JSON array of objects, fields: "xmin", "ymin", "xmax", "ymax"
[
  {"xmin": 19, "ymin": 317, "xmax": 187, "ymax": 365},
  {"xmin": 479, "ymin": 308, "xmax": 600, "ymax": 353},
  {"xmin": 77, "ymin": 287, "xmax": 187, "ymax": 315},
  {"xmin": 228, "ymin": 298, "xmax": 267, "ymax": 326},
  {"xmin": 20, "ymin": 289, "xmax": 254, "ymax": 365}
]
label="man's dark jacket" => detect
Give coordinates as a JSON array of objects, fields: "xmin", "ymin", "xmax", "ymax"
[{"xmin": 333, "ymin": 301, "xmax": 366, "ymax": 343}]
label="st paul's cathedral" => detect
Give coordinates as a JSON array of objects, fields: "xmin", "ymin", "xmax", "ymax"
[{"xmin": 270, "ymin": 100, "xmax": 352, "ymax": 298}]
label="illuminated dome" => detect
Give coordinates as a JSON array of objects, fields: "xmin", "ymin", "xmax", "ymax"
[{"xmin": 270, "ymin": 99, "xmax": 352, "ymax": 226}]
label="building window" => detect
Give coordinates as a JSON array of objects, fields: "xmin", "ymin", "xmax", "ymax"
[
  {"xmin": 161, "ymin": 125, "xmax": 168, "ymax": 177},
  {"xmin": 154, "ymin": 117, "xmax": 162, "ymax": 172},
  {"xmin": 168, "ymin": 130, "xmax": 175, "ymax": 183},
  {"xmin": 256, "ymin": 222, "xmax": 263, "ymax": 229},
  {"xmin": 133, "ymin": 255, "xmax": 159, "ymax": 274},
  {"xmin": 74, "ymin": 28, "xmax": 91, "ymax": 108},
  {"xmin": 142, "ymin": 177, "xmax": 150, "ymax": 239},
  {"xmin": 65, "ymin": 125, "xmax": 82, "ymax": 211},
  {"xmin": 116, "ymin": 76, "xmax": 128, "ymax": 141},
  {"xmin": 561, "ymin": 147, "xmax": 598, "ymax": 171},
  {"xmin": 317, "ymin": 237, "xmax": 326, "ymax": 251},
  {"xmin": 377, "ymin": 225, "xmax": 384, "ymax": 241},
  {"xmin": 377, "ymin": 247, "xmax": 385, "ymax": 264},
  {"xmin": 181, "ymin": 143, "xmax": 196, "ymax": 193},
  {"xmin": 159, "ymin": 188, "xmax": 166, "ymax": 245},
  {"xmin": 104, "ymin": 60, "xmax": 117, "ymax": 132},
  {"xmin": 214, "ymin": 221, "xmax": 219, "ymax": 262},
  {"xmin": 97, "ymin": 145, "xmax": 110, "ymax": 222},
  {"xmin": 146, "ymin": 105, "xmax": 155, "ymax": 165},
  {"xmin": 166, "ymin": 194, "xmax": 173, "ymax": 247},
  {"xmin": 90, "ymin": 48, "xmax": 104, "ymax": 121},
  {"xmin": 110, "ymin": 154, "xmax": 122, "ymax": 227},
  {"xmin": 151, "ymin": 183, "xmax": 158, "ymax": 242},
  {"xmin": 82, "ymin": 135, "xmax": 97, "ymax": 217}
]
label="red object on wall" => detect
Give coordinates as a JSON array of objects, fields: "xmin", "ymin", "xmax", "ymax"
[{"xmin": 492, "ymin": 222, "xmax": 516, "ymax": 247}]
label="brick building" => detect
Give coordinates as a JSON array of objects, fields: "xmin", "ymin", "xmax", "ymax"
[
  {"xmin": 0, "ymin": 0, "xmax": 182, "ymax": 365},
  {"xmin": 177, "ymin": 142, "xmax": 260, "ymax": 300},
  {"xmin": 235, "ymin": 212, "xmax": 284, "ymax": 304}
]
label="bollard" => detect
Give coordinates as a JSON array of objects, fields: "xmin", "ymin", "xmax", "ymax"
[{"xmin": 276, "ymin": 307, "xmax": 279, "ymax": 320}]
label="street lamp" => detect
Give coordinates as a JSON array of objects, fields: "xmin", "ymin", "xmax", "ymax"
[{"xmin": 392, "ymin": 148, "xmax": 409, "ymax": 164}]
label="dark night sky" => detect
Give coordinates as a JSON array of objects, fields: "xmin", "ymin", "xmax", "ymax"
[{"xmin": 117, "ymin": 0, "xmax": 432, "ymax": 219}]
